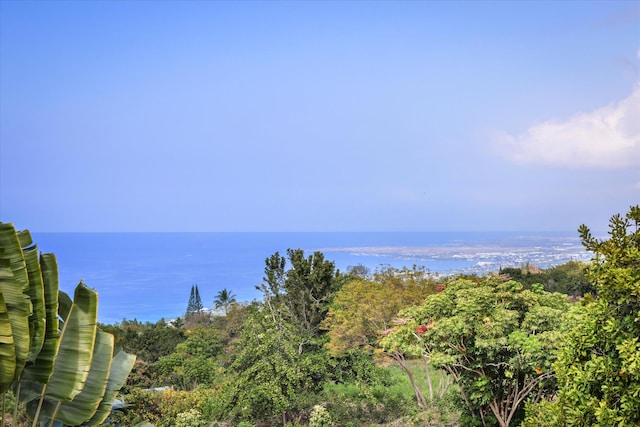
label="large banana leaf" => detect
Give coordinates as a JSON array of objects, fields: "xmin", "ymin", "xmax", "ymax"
[
  {"xmin": 44, "ymin": 284, "xmax": 98, "ymax": 402},
  {"xmin": 31, "ymin": 330, "xmax": 114, "ymax": 425},
  {"xmin": 22, "ymin": 241, "xmax": 46, "ymax": 364},
  {"xmin": 20, "ymin": 254, "xmax": 60, "ymax": 385},
  {"xmin": 16, "ymin": 230, "xmax": 33, "ymax": 253},
  {"xmin": 0, "ymin": 223, "xmax": 29, "ymax": 293},
  {"xmin": 23, "ymin": 283, "xmax": 98, "ymax": 417},
  {"xmin": 0, "ymin": 223, "xmax": 31, "ymax": 382},
  {"xmin": 85, "ymin": 349, "xmax": 136, "ymax": 426},
  {"xmin": 0, "ymin": 288, "xmax": 16, "ymax": 393},
  {"xmin": 0, "ymin": 224, "xmax": 136, "ymax": 426}
]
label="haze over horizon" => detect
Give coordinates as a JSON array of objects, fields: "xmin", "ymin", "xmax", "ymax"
[{"xmin": 1, "ymin": 1, "xmax": 638, "ymax": 233}]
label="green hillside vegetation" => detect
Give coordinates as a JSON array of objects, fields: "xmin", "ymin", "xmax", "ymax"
[
  {"xmin": 2, "ymin": 205, "xmax": 639, "ymax": 426},
  {"xmin": 498, "ymin": 260, "xmax": 593, "ymax": 296}
]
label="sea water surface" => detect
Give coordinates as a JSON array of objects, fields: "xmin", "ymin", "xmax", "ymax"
[{"xmin": 30, "ymin": 232, "xmax": 592, "ymax": 324}]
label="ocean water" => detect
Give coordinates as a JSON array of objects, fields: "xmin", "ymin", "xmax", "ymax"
[{"xmin": 29, "ymin": 232, "xmax": 592, "ymax": 324}]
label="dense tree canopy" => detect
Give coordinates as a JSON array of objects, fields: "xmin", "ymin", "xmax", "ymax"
[
  {"xmin": 259, "ymin": 249, "xmax": 342, "ymax": 352},
  {"xmin": 526, "ymin": 205, "xmax": 640, "ymax": 426},
  {"xmin": 381, "ymin": 277, "xmax": 569, "ymax": 427},
  {"xmin": 10, "ymin": 206, "xmax": 637, "ymax": 426},
  {"xmin": 219, "ymin": 307, "xmax": 322, "ymax": 424},
  {"xmin": 152, "ymin": 326, "xmax": 223, "ymax": 390},
  {"xmin": 112, "ymin": 319, "xmax": 185, "ymax": 364},
  {"xmin": 323, "ymin": 266, "xmax": 437, "ymax": 355},
  {"xmin": 499, "ymin": 261, "xmax": 592, "ymax": 296}
]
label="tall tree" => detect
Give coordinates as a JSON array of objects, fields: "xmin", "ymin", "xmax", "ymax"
[
  {"xmin": 186, "ymin": 285, "xmax": 196, "ymax": 316},
  {"xmin": 193, "ymin": 285, "xmax": 203, "ymax": 313},
  {"xmin": 186, "ymin": 285, "xmax": 203, "ymax": 316},
  {"xmin": 213, "ymin": 288, "xmax": 236, "ymax": 316},
  {"xmin": 259, "ymin": 249, "xmax": 342, "ymax": 353},
  {"xmin": 219, "ymin": 307, "xmax": 321, "ymax": 424},
  {"xmin": 525, "ymin": 205, "xmax": 640, "ymax": 426}
]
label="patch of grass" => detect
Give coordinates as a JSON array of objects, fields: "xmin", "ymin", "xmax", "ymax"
[
  {"xmin": 321, "ymin": 359, "xmax": 460, "ymax": 426},
  {"xmin": 384, "ymin": 359, "xmax": 456, "ymax": 401},
  {"xmin": 380, "ymin": 360, "xmax": 461, "ymax": 426}
]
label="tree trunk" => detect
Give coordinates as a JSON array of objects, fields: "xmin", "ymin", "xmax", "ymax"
[
  {"xmin": 437, "ymin": 372, "xmax": 452, "ymax": 398},
  {"xmin": 489, "ymin": 400, "xmax": 508, "ymax": 427},
  {"xmin": 424, "ymin": 357, "xmax": 434, "ymax": 400},
  {"xmin": 393, "ymin": 353, "xmax": 427, "ymax": 408}
]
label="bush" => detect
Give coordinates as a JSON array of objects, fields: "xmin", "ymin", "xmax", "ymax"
[
  {"xmin": 323, "ymin": 382, "xmax": 415, "ymax": 425},
  {"xmin": 309, "ymin": 405, "xmax": 333, "ymax": 427},
  {"xmin": 326, "ymin": 350, "xmax": 390, "ymax": 386},
  {"xmin": 175, "ymin": 408, "xmax": 205, "ymax": 427},
  {"xmin": 115, "ymin": 388, "xmax": 218, "ymax": 427}
]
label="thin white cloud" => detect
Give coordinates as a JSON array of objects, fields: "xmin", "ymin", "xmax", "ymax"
[{"xmin": 496, "ymin": 83, "xmax": 640, "ymax": 169}]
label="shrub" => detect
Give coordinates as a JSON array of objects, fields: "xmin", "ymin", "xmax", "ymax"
[
  {"xmin": 323, "ymin": 381, "xmax": 415, "ymax": 424},
  {"xmin": 115, "ymin": 387, "xmax": 218, "ymax": 427},
  {"xmin": 309, "ymin": 405, "xmax": 333, "ymax": 427},
  {"xmin": 175, "ymin": 408, "xmax": 205, "ymax": 427}
]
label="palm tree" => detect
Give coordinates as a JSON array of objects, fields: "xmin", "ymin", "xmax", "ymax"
[{"xmin": 213, "ymin": 288, "xmax": 237, "ymax": 316}]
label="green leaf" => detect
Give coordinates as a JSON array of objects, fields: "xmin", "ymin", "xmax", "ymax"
[
  {"xmin": 0, "ymin": 223, "xmax": 32, "ymax": 382},
  {"xmin": 21, "ymin": 253, "xmax": 61, "ymax": 385},
  {"xmin": 35, "ymin": 330, "xmax": 115, "ymax": 425},
  {"xmin": 0, "ymin": 288, "xmax": 16, "ymax": 393},
  {"xmin": 85, "ymin": 349, "xmax": 136, "ymax": 426},
  {"xmin": 1, "ymin": 224, "xmax": 29, "ymax": 293},
  {"xmin": 22, "ymin": 243, "xmax": 46, "ymax": 364},
  {"xmin": 22, "ymin": 283, "xmax": 99, "ymax": 412},
  {"xmin": 45, "ymin": 284, "xmax": 98, "ymax": 402}
]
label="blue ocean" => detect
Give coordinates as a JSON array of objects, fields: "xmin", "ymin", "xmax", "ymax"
[{"xmin": 30, "ymin": 232, "xmax": 592, "ymax": 324}]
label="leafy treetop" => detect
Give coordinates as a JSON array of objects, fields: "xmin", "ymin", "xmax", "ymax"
[{"xmin": 526, "ymin": 205, "xmax": 640, "ymax": 426}]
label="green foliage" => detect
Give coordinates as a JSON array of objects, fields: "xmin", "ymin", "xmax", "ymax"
[
  {"xmin": 174, "ymin": 408, "xmax": 205, "ymax": 427},
  {"xmin": 219, "ymin": 307, "xmax": 323, "ymax": 423},
  {"xmin": 210, "ymin": 249, "xmax": 346, "ymax": 423},
  {"xmin": 323, "ymin": 266, "xmax": 436, "ymax": 355},
  {"xmin": 116, "ymin": 319, "xmax": 186, "ymax": 363},
  {"xmin": 381, "ymin": 277, "xmax": 569, "ymax": 426},
  {"xmin": 186, "ymin": 285, "xmax": 204, "ymax": 318},
  {"xmin": 151, "ymin": 327, "xmax": 223, "ymax": 390},
  {"xmin": 326, "ymin": 350, "xmax": 389, "ymax": 386},
  {"xmin": 499, "ymin": 260, "xmax": 592, "ymax": 296},
  {"xmin": 259, "ymin": 249, "xmax": 342, "ymax": 350},
  {"xmin": 322, "ymin": 379, "xmax": 416, "ymax": 425},
  {"xmin": 525, "ymin": 205, "xmax": 640, "ymax": 426},
  {"xmin": 319, "ymin": 359, "xmax": 459, "ymax": 425},
  {"xmin": 213, "ymin": 288, "xmax": 236, "ymax": 316},
  {"xmin": 308, "ymin": 404, "xmax": 332, "ymax": 427},
  {"xmin": 114, "ymin": 387, "xmax": 216, "ymax": 427},
  {"xmin": 345, "ymin": 263, "xmax": 370, "ymax": 279},
  {"xmin": 31, "ymin": 329, "xmax": 113, "ymax": 425},
  {"xmin": 0, "ymin": 222, "xmax": 135, "ymax": 426},
  {"xmin": 109, "ymin": 388, "xmax": 161, "ymax": 425}
]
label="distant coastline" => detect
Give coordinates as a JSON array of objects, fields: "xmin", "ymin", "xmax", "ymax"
[{"xmin": 31, "ymin": 231, "xmax": 590, "ymax": 324}]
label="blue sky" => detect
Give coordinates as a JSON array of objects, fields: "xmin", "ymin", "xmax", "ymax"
[{"xmin": 1, "ymin": 0, "xmax": 638, "ymax": 232}]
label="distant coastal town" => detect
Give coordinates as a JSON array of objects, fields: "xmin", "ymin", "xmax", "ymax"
[{"xmin": 321, "ymin": 239, "xmax": 591, "ymax": 276}]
